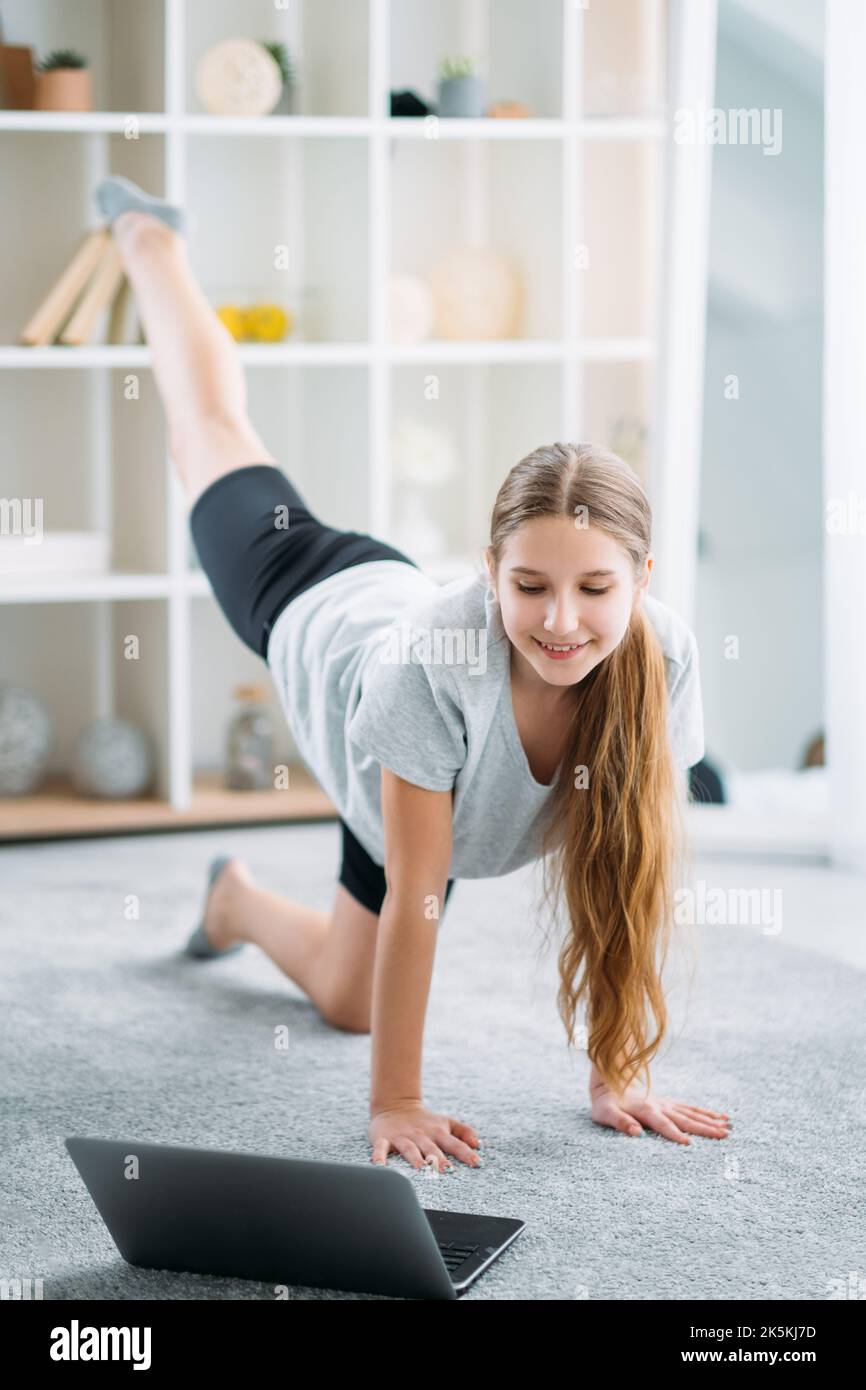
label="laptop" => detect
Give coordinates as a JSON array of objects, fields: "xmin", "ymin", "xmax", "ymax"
[{"xmin": 65, "ymin": 1136, "xmax": 525, "ymax": 1300}]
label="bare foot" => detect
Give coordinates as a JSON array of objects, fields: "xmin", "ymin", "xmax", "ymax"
[
  {"xmin": 112, "ymin": 209, "xmax": 182, "ymax": 258},
  {"xmin": 202, "ymin": 857, "xmax": 254, "ymax": 950}
]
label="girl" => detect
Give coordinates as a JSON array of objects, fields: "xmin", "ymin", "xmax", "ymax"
[{"xmin": 94, "ymin": 176, "xmax": 731, "ymax": 1176}]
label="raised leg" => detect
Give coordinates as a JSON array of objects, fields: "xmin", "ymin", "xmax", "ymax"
[
  {"xmin": 117, "ymin": 213, "xmax": 376, "ymax": 1023},
  {"xmin": 204, "ymin": 859, "xmax": 379, "ymax": 1033},
  {"xmin": 111, "ymin": 210, "xmax": 278, "ymax": 511}
]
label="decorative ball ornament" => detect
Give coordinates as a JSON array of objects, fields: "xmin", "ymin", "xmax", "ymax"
[
  {"xmin": 70, "ymin": 718, "xmax": 155, "ymax": 799},
  {"xmin": 194, "ymin": 39, "xmax": 283, "ymax": 117},
  {"xmin": 389, "ymin": 273, "xmax": 435, "ymax": 343},
  {"xmin": 428, "ymin": 246, "xmax": 524, "ymax": 340},
  {"xmin": 0, "ymin": 685, "xmax": 53, "ymax": 795}
]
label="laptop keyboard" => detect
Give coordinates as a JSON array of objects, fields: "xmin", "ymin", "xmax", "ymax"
[{"xmin": 437, "ymin": 1240, "xmax": 481, "ymax": 1275}]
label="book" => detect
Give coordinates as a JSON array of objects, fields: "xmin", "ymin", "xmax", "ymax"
[
  {"xmin": 60, "ymin": 238, "xmax": 125, "ymax": 345},
  {"xmin": 19, "ymin": 228, "xmax": 112, "ymax": 346},
  {"xmin": 106, "ymin": 273, "xmax": 142, "ymax": 346}
]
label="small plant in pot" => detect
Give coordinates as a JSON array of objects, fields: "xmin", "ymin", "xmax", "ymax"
[
  {"xmin": 437, "ymin": 55, "xmax": 486, "ymax": 118},
  {"xmin": 35, "ymin": 48, "xmax": 92, "ymax": 112}
]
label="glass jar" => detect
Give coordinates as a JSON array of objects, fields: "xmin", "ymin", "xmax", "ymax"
[{"xmin": 225, "ymin": 684, "xmax": 274, "ymax": 791}]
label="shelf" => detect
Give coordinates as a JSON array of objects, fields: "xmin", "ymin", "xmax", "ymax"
[
  {"xmin": 184, "ymin": 133, "xmax": 369, "ymax": 345},
  {"xmin": 388, "ymin": 117, "xmax": 667, "ymax": 139},
  {"xmin": 383, "ymin": 339, "xmax": 657, "ymax": 362},
  {"xmin": 0, "ymin": 573, "xmax": 177, "ymax": 604},
  {"xmin": 0, "ymin": 340, "xmax": 657, "ymax": 367},
  {"xmin": 0, "ymin": 556, "xmax": 491, "ymax": 604},
  {"xmin": 0, "ymin": 767, "xmax": 336, "ymax": 842},
  {"xmin": 0, "ymin": 0, "xmax": 167, "ymax": 114},
  {"xmin": 0, "ymin": 0, "xmax": 668, "ymax": 128},
  {"xmin": 0, "ymin": 113, "xmax": 668, "ymax": 139},
  {"xmin": 0, "ymin": 0, "xmax": 694, "ymax": 838},
  {"xmin": 183, "ymin": 0, "xmax": 369, "ymax": 119}
]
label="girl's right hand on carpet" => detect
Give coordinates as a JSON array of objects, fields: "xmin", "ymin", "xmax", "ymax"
[{"xmin": 369, "ymin": 1103, "xmax": 482, "ymax": 1171}]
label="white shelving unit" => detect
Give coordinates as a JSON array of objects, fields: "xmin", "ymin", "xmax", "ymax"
[{"xmin": 0, "ymin": 0, "xmax": 718, "ymax": 837}]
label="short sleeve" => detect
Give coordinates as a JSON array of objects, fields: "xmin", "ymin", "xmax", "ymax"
[
  {"xmin": 666, "ymin": 632, "xmax": 705, "ymax": 770},
  {"xmin": 347, "ymin": 645, "xmax": 467, "ymax": 791}
]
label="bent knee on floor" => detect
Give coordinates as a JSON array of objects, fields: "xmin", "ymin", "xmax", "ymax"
[
  {"xmin": 319, "ymin": 995, "xmax": 372, "ymax": 1035},
  {"xmin": 324, "ymin": 1012, "xmax": 372, "ymax": 1036}
]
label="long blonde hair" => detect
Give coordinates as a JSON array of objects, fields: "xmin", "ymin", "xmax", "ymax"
[{"xmin": 484, "ymin": 442, "xmax": 694, "ymax": 1098}]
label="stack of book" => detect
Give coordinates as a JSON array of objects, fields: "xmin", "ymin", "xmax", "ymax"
[{"xmin": 19, "ymin": 228, "xmax": 143, "ymax": 346}]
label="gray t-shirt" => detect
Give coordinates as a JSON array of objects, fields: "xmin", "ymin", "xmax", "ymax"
[{"xmin": 266, "ymin": 560, "xmax": 705, "ymax": 878}]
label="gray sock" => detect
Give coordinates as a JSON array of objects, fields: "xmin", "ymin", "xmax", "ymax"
[
  {"xmin": 95, "ymin": 175, "xmax": 185, "ymax": 234},
  {"xmin": 184, "ymin": 854, "xmax": 245, "ymax": 959}
]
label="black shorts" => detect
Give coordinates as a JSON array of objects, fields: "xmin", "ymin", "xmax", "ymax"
[
  {"xmin": 189, "ymin": 463, "xmax": 457, "ymax": 919},
  {"xmin": 339, "ymin": 819, "xmax": 456, "ymax": 919}
]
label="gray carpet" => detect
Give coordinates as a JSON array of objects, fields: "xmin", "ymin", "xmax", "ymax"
[{"xmin": 1, "ymin": 823, "xmax": 864, "ymax": 1301}]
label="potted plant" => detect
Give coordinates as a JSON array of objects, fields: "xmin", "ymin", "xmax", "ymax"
[
  {"xmin": 437, "ymin": 55, "xmax": 486, "ymax": 118},
  {"xmin": 260, "ymin": 40, "xmax": 294, "ymax": 115},
  {"xmin": 34, "ymin": 48, "xmax": 92, "ymax": 112}
]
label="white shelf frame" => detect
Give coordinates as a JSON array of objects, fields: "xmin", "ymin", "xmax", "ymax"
[{"xmin": 1, "ymin": 0, "xmax": 717, "ymax": 817}]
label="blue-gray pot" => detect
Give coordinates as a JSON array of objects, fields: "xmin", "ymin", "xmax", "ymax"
[{"xmin": 437, "ymin": 75, "xmax": 487, "ymax": 118}]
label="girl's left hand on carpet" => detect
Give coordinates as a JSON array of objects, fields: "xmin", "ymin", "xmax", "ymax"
[{"xmin": 589, "ymin": 1074, "xmax": 731, "ymax": 1145}]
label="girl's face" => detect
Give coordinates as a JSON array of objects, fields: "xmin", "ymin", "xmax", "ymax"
[{"xmin": 486, "ymin": 516, "xmax": 652, "ymax": 695}]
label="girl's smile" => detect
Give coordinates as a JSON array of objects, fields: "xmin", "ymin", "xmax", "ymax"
[{"xmin": 531, "ymin": 636, "xmax": 592, "ymax": 660}]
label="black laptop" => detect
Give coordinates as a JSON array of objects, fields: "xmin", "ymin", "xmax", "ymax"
[{"xmin": 65, "ymin": 1136, "xmax": 524, "ymax": 1300}]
